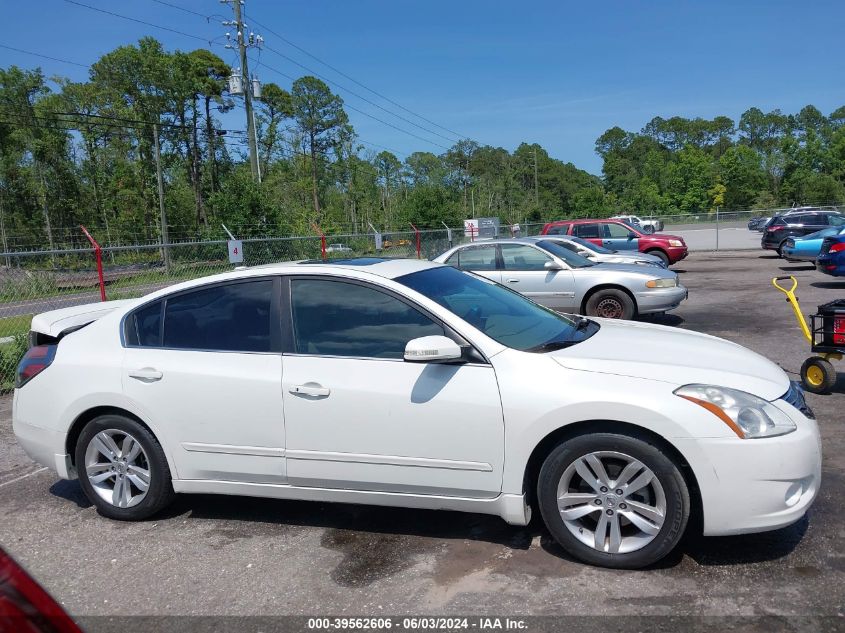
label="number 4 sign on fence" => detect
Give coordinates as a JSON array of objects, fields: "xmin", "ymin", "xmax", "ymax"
[{"xmin": 228, "ymin": 240, "xmax": 244, "ymax": 264}]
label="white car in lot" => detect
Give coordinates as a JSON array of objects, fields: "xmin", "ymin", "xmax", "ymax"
[
  {"xmin": 13, "ymin": 258, "xmax": 820, "ymax": 568},
  {"xmin": 611, "ymin": 215, "xmax": 665, "ymax": 233}
]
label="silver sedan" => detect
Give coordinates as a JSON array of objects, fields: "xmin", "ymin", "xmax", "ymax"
[
  {"xmin": 433, "ymin": 238, "xmax": 687, "ymax": 319},
  {"xmin": 532, "ymin": 235, "xmax": 667, "ymax": 268}
]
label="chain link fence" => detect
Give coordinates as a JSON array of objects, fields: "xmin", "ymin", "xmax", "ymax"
[{"xmin": 1, "ymin": 205, "xmax": 841, "ymax": 390}]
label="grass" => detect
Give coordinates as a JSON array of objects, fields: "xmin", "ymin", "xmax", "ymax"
[{"xmin": 0, "ymin": 314, "xmax": 32, "ymax": 339}]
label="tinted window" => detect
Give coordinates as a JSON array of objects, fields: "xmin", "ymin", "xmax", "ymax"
[
  {"xmin": 545, "ymin": 224, "xmax": 569, "ymax": 236},
  {"xmin": 128, "ymin": 301, "xmax": 162, "ymax": 346},
  {"xmin": 569, "ymin": 236, "xmax": 614, "ymax": 254},
  {"xmin": 605, "ymin": 222, "xmax": 634, "ymax": 238},
  {"xmin": 573, "ymin": 223, "xmax": 601, "ymax": 238},
  {"xmin": 397, "ymin": 267, "xmax": 598, "ymax": 352},
  {"xmin": 456, "ymin": 245, "xmax": 497, "ymax": 271},
  {"xmin": 163, "ymin": 280, "xmax": 274, "ymax": 352},
  {"xmin": 290, "ymin": 279, "xmax": 444, "ymax": 359},
  {"xmin": 535, "ymin": 240, "xmax": 595, "ymax": 268},
  {"xmin": 829, "ymin": 215, "xmax": 845, "ymax": 227},
  {"xmin": 501, "ymin": 244, "xmax": 551, "ymax": 271}
]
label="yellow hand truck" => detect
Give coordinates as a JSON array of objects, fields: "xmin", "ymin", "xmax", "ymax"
[{"xmin": 772, "ymin": 275, "xmax": 843, "ymax": 394}]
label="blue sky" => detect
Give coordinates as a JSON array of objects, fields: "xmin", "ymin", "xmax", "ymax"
[{"xmin": 4, "ymin": 0, "xmax": 845, "ymax": 174}]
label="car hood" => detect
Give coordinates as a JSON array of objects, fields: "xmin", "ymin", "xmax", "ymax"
[
  {"xmin": 600, "ymin": 253, "xmax": 663, "ymax": 265},
  {"xmin": 549, "ymin": 318, "xmax": 789, "ymax": 401},
  {"xmin": 641, "ymin": 233, "xmax": 684, "ymax": 243}
]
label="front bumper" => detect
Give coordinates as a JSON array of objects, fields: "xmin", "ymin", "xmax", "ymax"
[
  {"xmin": 666, "ymin": 246, "xmax": 688, "ymax": 264},
  {"xmin": 676, "ymin": 402, "xmax": 821, "ymax": 536},
  {"xmin": 635, "ymin": 285, "xmax": 688, "ymax": 314}
]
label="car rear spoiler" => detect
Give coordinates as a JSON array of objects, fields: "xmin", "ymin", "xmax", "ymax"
[{"xmin": 29, "ymin": 299, "xmax": 132, "ymax": 345}]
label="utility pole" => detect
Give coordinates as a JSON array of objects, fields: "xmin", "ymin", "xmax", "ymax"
[
  {"xmin": 223, "ymin": 0, "xmax": 261, "ymax": 182},
  {"xmin": 153, "ymin": 124, "xmax": 171, "ymax": 273}
]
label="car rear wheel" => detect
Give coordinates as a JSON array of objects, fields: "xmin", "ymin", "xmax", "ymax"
[
  {"xmin": 537, "ymin": 433, "xmax": 690, "ymax": 569},
  {"xmin": 645, "ymin": 249, "xmax": 670, "ymax": 267},
  {"xmin": 585, "ymin": 289, "xmax": 635, "ymax": 320},
  {"xmin": 75, "ymin": 414, "xmax": 175, "ymax": 520},
  {"xmin": 642, "ymin": 225, "xmax": 655, "ymax": 234},
  {"xmin": 777, "ymin": 241, "xmax": 789, "ymax": 258}
]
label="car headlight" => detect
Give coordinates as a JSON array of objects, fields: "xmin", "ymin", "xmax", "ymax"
[
  {"xmin": 674, "ymin": 384, "xmax": 796, "ymax": 439},
  {"xmin": 668, "ymin": 239, "xmax": 684, "ymax": 247},
  {"xmin": 645, "ymin": 277, "xmax": 677, "ymax": 288}
]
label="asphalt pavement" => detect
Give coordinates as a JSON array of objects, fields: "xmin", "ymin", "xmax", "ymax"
[{"xmin": 0, "ymin": 250, "xmax": 843, "ymax": 629}]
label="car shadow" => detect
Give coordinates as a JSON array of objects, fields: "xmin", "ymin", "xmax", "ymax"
[
  {"xmin": 106, "ymin": 491, "xmax": 805, "ymax": 569},
  {"xmin": 779, "ymin": 264, "xmax": 815, "ymax": 271},
  {"xmin": 810, "ymin": 281, "xmax": 845, "ymax": 289},
  {"xmin": 640, "ymin": 313, "xmax": 684, "ymax": 327},
  {"xmin": 758, "ymin": 255, "xmax": 780, "ymax": 260},
  {"xmin": 49, "ymin": 479, "xmax": 92, "ymax": 509}
]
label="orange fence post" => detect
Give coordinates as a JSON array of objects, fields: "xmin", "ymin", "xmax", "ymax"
[
  {"xmin": 80, "ymin": 225, "xmax": 106, "ymax": 302},
  {"xmin": 311, "ymin": 223, "xmax": 326, "ymax": 259}
]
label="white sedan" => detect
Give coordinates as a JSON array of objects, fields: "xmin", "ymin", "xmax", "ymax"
[{"xmin": 13, "ymin": 258, "xmax": 820, "ymax": 568}]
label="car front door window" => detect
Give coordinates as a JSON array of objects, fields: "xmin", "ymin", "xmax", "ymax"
[{"xmin": 290, "ymin": 279, "xmax": 444, "ymax": 359}]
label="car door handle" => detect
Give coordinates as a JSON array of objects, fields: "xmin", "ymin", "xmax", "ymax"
[
  {"xmin": 289, "ymin": 384, "xmax": 331, "ymax": 397},
  {"xmin": 507, "ymin": 278, "xmax": 520, "ymax": 283},
  {"xmin": 128, "ymin": 368, "xmax": 163, "ymax": 382}
]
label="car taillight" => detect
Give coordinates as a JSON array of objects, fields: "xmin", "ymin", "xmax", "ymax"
[
  {"xmin": 16, "ymin": 345, "xmax": 56, "ymax": 388},
  {"xmin": 829, "ymin": 242, "xmax": 845, "ymax": 253},
  {"xmin": 766, "ymin": 225, "xmax": 781, "ymax": 232},
  {"xmin": 0, "ymin": 548, "xmax": 82, "ymax": 633}
]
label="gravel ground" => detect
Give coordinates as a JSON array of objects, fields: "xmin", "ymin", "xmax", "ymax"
[{"xmin": 0, "ymin": 250, "xmax": 843, "ymax": 631}]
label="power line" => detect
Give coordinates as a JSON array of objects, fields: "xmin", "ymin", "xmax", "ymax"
[
  {"xmin": 65, "ymin": 0, "xmax": 454, "ymax": 152},
  {"xmin": 261, "ymin": 42, "xmax": 459, "ymax": 145},
  {"xmin": 243, "ymin": 11, "xmax": 467, "ymax": 140},
  {"xmin": 148, "ymin": 0, "xmax": 211, "ymax": 21},
  {"xmin": 0, "ymin": 43, "xmax": 89, "ymax": 68},
  {"xmin": 62, "ymin": 0, "xmax": 211, "ymax": 44},
  {"xmin": 253, "ymin": 58, "xmax": 450, "ymax": 151}
]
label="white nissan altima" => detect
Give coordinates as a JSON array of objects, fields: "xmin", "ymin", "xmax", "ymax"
[{"xmin": 13, "ymin": 258, "xmax": 820, "ymax": 568}]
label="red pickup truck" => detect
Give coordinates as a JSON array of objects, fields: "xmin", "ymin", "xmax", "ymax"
[{"xmin": 541, "ymin": 218, "xmax": 688, "ymax": 266}]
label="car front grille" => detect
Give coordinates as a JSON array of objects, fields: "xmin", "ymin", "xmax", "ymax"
[{"xmin": 781, "ymin": 380, "xmax": 814, "ymax": 419}]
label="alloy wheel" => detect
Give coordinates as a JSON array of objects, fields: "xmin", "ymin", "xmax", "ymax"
[
  {"xmin": 556, "ymin": 451, "xmax": 666, "ymax": 554},
  {"xmin": 84, "ymin": 429, "xmax": 151, "ymax": 508}
]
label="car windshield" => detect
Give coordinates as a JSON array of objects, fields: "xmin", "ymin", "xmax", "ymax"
[
  {"xmin": 568, "ymin": 236, "xmax": 615, "ymax": 254},
  {"xmin": 396, "ymin": 266, "xmax": 598, "ymax": 352},
  {"xmin": 532, "ymin": 240, "xmax": 596, "ymax": 268}
]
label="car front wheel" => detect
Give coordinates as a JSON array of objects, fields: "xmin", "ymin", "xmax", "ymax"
[
  {"xmin": 75, "ymin": 414, "xmax": 175, "ymax": 520},
  {"xmin": 537, "ymin": 433, "xmax": 690, "ymax": 569},
  {"xmin": 584, "ymin": 289, "xmax": 635, "ymax": 320},
  {"xmin": 646, "ymin": 249, "xmax": 670, "ymax": 267}
]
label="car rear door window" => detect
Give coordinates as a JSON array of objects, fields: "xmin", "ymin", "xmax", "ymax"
[
  {"xmin": 500, "ymin": 244, "xmax": 552, "ymax": 271},
  {"xmin": 127, "ymin": 301, "xmax": 162, "ymax": 346},
  {"xmin": 290, "ymin": 279, "xmax": 445, "ymax": 359},
  {"xmin": 545, "ymin": 224, "xmax": 570, "ymax": 235},
  {"xmin": 573, "ymin": 223, "xmax": 601, "ymax": 238},
  {"xmin": 162, "ymin": 280, "xmax": 275, "ymax": 352},
  {"xmin": 456, "ymin": 245, "xmax": 498, "ymax": 271}
]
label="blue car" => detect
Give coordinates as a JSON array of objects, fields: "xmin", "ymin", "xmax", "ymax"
[
  {"xmin": 817, "ymin": 234, "xmax": 845, "ymax": 276},
  {"xmin": 782, "ymin": 227, "xmax": 845, "ymax": 262}
]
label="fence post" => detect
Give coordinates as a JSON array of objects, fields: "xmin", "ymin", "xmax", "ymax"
[
  {"xmin": 410, "ymin": 223, "xmax": 421, "ymax": 259},
  {"xmin": 715, "ymin": 206, "xmax": 720, "ymax": 251},
  {"xmin": 311, "ymin": 223, "xmax": 326, "ymax": 259},
  {"xmin": 80, "ymin": 225, "xmax": 106, "ymax": 302},
  {"xmin": 441, "ymin": 221, "xmax": 453, "ymax": 248}
]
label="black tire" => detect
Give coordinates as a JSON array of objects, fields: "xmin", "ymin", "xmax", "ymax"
[
  {"xmin": 537, "ymin": 432, "xmax": 690, "ymax": 569},
  {"xmin": 75, "ymin": 414, "xmax": 175, "ymax": 520},
  {"xmin": 584, "ymin": 288, "xmax": 636, "ymax": 320},
  {"xmin": 642, "ymin": 225, "xmax": 655, "ymax": 234},
  {"xmin": 646, "ymin": 249, "xmax": 670, "ymax": 267},
  {"xmin": 777, "ymin": 241, "xmax": 788, "ymax": 258},
  {"xmin": 800, "ymin": 356, "xmax": 837, "ymax": 394}
]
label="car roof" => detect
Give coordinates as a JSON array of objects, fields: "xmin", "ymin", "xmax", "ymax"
[{"xmin": 247, "ymin": 257, "xmax": 442, "ymax": 278}]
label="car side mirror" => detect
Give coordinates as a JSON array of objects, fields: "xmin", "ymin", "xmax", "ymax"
[
  {"xmin": 627, "ymin": 232, "xmax": 637, "ymax": 239},
  {"xmin": 404, "ymin": 335, "xmax": 463, "ymax": 363},
  {"xmin": 544, "ymin": 260, "xmax": 564, "ymax": 271}
]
